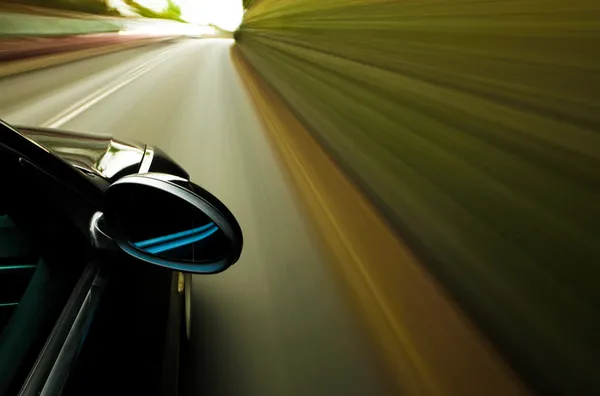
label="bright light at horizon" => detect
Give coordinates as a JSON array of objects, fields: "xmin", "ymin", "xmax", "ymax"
[
  {"xmin": 127, "ymin": 0, "xmax": 242, "ymax": 31},
  {"xmin": 179, "ymin": 0, "xmax": 243, "ymax": 31}
]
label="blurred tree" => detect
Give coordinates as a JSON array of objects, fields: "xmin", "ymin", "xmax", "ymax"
[
  {"xmin": 123, "ymin": 0, "xmax": 183, "ymax": 21},
  {"xmin": 162, "ymin": 0, "xmax": 182, "ymax": 20}
]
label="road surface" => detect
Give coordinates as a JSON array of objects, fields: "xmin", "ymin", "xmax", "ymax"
[{"xmin": 0, "ymin": 39, "xmax": 392, "ymax": 396}]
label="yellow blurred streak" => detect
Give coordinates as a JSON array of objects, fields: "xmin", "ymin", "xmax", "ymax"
[{"xmin": 232, "ymin": 46, "xmax": 529, "ymax": 396}]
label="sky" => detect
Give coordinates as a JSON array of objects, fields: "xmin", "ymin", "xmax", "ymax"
[{"xmin": 134, "ymin": 0, "xmax": 244, "ymax": 31}]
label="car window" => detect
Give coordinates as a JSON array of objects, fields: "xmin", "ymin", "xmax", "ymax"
[
  {"xmin": 0, "ymin": 211, "xmax": 45, "ymax": 395},
  {"xmin": 0, "ymin": 209, "xmax": 81, "ymax": 396}
]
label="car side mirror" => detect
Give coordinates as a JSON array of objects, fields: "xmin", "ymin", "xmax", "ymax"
[{"xmin": 94, "ymin": 173, "xmax": 243, "ymax": 274}]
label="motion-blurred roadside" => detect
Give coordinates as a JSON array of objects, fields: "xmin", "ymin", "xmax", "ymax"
[
  {"xmin": 235, "ymin": 0, "xmax": 600, "ymax": 394},
  {"xmin": 0, "ymin": 0, "xmax": 226, "ymax": 77}
]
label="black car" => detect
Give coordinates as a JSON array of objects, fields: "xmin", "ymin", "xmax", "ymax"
[{"xmin": 0, "ymin": 119, "xmax": 243, "ymax": 396}]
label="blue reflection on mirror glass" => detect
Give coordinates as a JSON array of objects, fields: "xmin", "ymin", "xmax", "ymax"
[
  {"xmin": 133, "ymin": 222, "xmax": 218, "ymax": 254},
  {"xmin": 118, "ymin": 184, "xmax": 229, "ymax": 264}
]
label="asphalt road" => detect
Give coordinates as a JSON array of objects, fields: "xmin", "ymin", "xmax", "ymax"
[{"xmin": 0, "ymin": 39, "xmax": 392, "ymax": 396}]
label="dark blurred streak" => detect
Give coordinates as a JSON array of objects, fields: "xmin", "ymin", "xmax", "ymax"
[
  {"xmin": 0, "ymin": 34, "xmax": 151, "ymax": 62},
  {"xmin": 237, "ymin": 0, "xmax": 600, "ymax": 394},
  {"xmin": 178, "ymin": 289, "xmax": 229, "ymax": 396}
]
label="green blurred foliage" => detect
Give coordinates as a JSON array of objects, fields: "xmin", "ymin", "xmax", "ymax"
[
  {"xmin": 163, "ymin": 0, "xmax": 182, "ymax": 21},
  {"xmin": 237, "ymin": 0, "xmax": 600, "ymax": 394},
  {"xmin": 0, "ymin": 11, "xmax": 122, "ymax": 36},
  {"xmin": 0, "ymin": 0, "xmax": 121, "ymax": 15},
  {"xmin": 123, "ymin": 0, "xmax": 183, "ymax": 21}
]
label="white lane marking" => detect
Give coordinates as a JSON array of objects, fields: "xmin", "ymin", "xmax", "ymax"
[{"xmin": 42, "ymin": 48, "xmax": 180, "ymax": 128}]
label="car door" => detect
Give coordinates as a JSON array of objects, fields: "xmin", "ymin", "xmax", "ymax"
[
  {"xmin": 0, "ymin": 121, "xmax": 179, "ymax": 396},
  {"xmin": 0, "ymin": 119, "xmax": 109, "ymax": 396}
]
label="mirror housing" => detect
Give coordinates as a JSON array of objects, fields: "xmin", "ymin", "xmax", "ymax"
[{"xmin": 97, "ymin": 173, "xmax": 242, "ymax": 274}]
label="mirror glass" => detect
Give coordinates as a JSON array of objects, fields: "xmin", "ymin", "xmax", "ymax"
[{"xmin": 112, "ymin": 184, "xmax": 229, "ymax": 263}]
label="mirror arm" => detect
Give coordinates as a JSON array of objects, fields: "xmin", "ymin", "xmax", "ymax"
[{"xmin": 89, "ymin": 212, "xmax": 118, "ymax": 251}]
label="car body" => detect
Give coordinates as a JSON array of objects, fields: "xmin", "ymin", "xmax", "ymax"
[{"xmin": 0, "ymin": 120, "xmax": 240, "ymax": 396}]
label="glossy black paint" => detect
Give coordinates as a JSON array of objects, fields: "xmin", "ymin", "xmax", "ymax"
[
  {"xmin": 0, "ymin": 120, "xmax": 188, "ymax": 396},
  {"xmin": 16, "ymin": 126, "xmax": 145, "ymax": 180},
  {"xmin": 14, "ymin": 125, "xmax": 190, "ymax": 182}
]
